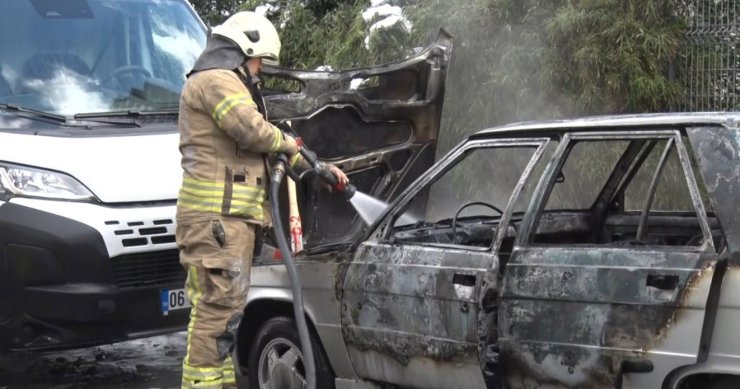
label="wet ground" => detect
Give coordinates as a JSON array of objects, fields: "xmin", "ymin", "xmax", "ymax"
[{"xmin": 0, "ymin": 332, "xmax": 247, "ymax": 389}]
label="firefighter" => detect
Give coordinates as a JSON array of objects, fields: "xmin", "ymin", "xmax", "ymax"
[{"xmin": 175, "ymin": 11, "xmax": 347, "ymax": 389}]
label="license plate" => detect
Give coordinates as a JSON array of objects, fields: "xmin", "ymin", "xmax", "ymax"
[{"xmin": 160, "ymin": 288, "xmax": 191, "ymax": 315}]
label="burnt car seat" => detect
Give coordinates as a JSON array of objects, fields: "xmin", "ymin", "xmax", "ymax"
[{"xmin": 15, "ymin": 53, "xmax": 91, "ymax": 94}]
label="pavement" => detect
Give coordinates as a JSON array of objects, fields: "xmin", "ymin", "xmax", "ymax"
[{"xmin": 0, "ymin": 332, "xmax": 248, "ymax": 389}]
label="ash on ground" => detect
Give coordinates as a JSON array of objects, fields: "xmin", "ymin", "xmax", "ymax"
[{"xmin": 0, "ymin": 332, "xmax": 187, "ymax": 389}]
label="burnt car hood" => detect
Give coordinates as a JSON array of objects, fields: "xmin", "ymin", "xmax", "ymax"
[{"xmin": 263, "ymin": 30, "xmax": 453, "ymax": 251}]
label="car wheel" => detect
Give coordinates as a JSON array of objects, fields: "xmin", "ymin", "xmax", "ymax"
[{"xmin": 248, "ymin": 316, "xmax": 334, "ymax": 389}]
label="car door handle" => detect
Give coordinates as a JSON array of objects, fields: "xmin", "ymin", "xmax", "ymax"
[
  {"xmin": 646, "ymin": 274, "xmax": 679, "ymax": 290},
  {"xmin": 615, "ymin": 358, "xmax": 654, "ymax": 389},
  {"xmin": 453, "ymin": 273, "xmax": 476, "ymax": 287}
]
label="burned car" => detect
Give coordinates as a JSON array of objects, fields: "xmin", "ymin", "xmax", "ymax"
[{"xmin": 235, "ymin": 108, "xmax": 740, "ymax": 388}]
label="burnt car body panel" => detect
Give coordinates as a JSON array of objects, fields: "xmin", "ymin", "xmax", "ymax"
[
  {"xmin": 236, "ymin": 31, "xmax": 453, "ymax": 382},
  {"xmin": 342, "ymin": 137, "xmax": 549, "ymax": 388},
  {"xmin": 240, "ymin": 108, "xmax": 740, "ymax": 388},
  {"xmin": 499, "ymin": 130, "xmax": 719, "ymax": 388}
]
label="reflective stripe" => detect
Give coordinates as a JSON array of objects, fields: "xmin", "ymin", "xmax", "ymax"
[
  {"xmin": 184, "ymin": 266, "xmax": 203, "ymax": 366},
  {"xmin": 289, "ymin": 153, "xmax": 302, "ymax": 167},
  {"xmin": 183, "ymin": 365, "xmax": 222, "ymax": 380},
  {"xmin": 181, "ymin": 377, "xmax": 223, "ymax": 389},
  {"xmin": 211, "ymin": 92, "xmax": 256, "ymax": 127},
  {"xmin": 269, "ymin": 125, "xmax": 283, "ymax": 153},
  {"xmin": 222, "ymin": 356, "xmax": 236, "ymax": 384},
  {"xmin": 182, "ymin": 270, "xmax": 222, "ymax": 389},
  {"xmin": 222, "ymin": 375, "xmax": 236, "ymax": 385},
  {"xmin": 178, "ymin": 176, "xmax": 265, "ymax": 219},
  {"xmin": 182, "ymin": 177, "xmax": 265, "ymax": 198}
]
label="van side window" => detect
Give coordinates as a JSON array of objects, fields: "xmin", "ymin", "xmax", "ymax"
[{"xmin": 531, "ymin": 135, "xmax": 713, "ymax": 248}]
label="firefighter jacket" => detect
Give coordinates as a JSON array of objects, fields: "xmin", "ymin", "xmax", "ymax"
[{"xmin": 176, "ymin": 67, "xmax": 304, "ymax": 227}]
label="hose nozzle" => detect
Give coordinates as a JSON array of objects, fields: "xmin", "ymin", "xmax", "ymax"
[
  {"xmin": 314, "ymin": 162, "xmax": 356, "ymax": 200},
  {"xmin": 334, "ymin": 181, "xmax": 357, "ymax": 200},
  {"xmin": 274, "ymin": 125, "xmax": 355, "ymax": 200}
]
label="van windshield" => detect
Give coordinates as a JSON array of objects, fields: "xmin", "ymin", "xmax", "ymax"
[{"xmin": 0, "ymin": 0, "xmax": 206, "ymax": 116}]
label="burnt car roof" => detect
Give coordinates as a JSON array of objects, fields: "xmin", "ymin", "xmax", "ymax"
[{"xmin": 473, "ymin": 112, "xmax": 740, "ymax": 139}]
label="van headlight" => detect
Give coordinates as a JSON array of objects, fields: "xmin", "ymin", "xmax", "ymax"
[{"xmin": 0, "ymin": 164, "xmax": 94, "ymax": 201}]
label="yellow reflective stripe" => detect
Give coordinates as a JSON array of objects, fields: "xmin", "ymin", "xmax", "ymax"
[
  {"xmin": 269, "ymin": 125, "xmax": 283, "ymax": 153},
  {"xmin": 231, "ymin": 191, "xmax": 266, "ymax": 201},
  {"xmin": 184, "ymin": 266, "xmax": 202, "ymax": 366},
  {"xmin": 232, "ymin": 184, "xmax": 266, "ymax": 197},
  {"xmin": 222, "ymin": 374, "xmax": 236, "ymax": 385},
  {"xmin": 211, "ymin": 93, "xmax": 256, "ymax": 127},
  {"xmin": 183, "ymin": 177, "xmax": 265, "ymax": 197},
  {"xmin": 229, "ymin": 199, "xmax": 263, "ymax": 208},
  {"xmin": 222, "ymin": 357, "xmax": 236, "ymax": 383},
  {"xmin": 179, "ymin": 191, "xmax": 264, "ymax": 207},
  {"xmin": 289, "ymin": 153, "xmax": 302, "ymax": 167},
  {"xmin": 229, "ymin": 207, "xmax": 263, "ymax": 219},
  {"xmin": 178, "ymin": 195, "xmax": 263, "ymax": 218},
  {"xmin": 179, "ymin": 176, "xmax": 265, "ymax": 217},
  {"xmin": 177, "ymin": 200, "xmax": 221, "ymax": 214},
  {"xmin": 181, "ymin": 186, "xmax": 264, "ymax": 200},
  {"xmin": 182, "ymin": 177, "xmax": 225, "ymax": 190},
  {"xmin": 183, "ymin": 366, "xmax": 222, "ymax": 379},
  {"xmin": 181, "ymin": 377, "xmax": 223, "ymax": 389},
  {"xmin": 179, "ymin": 188, "xmax": 223, "ymax": 200}
]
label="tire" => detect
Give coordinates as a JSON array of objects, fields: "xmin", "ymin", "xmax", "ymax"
[{"xmin": 247, "ymin": 316, "xmax": 335, "ymax": 389}]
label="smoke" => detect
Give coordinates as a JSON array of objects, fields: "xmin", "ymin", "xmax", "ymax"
[
  {"xmin": 404, "ymin": 0, "xmax": 569, "ymax": 156},
  {"xmin": 402, "ymin": 0, "xmax": 580, "ymax": 219}
]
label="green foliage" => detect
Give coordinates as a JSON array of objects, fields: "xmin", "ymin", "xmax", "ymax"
[
  {"xmin": 238, "ymin": 0, "xmax": 414, "ymax": 70},
  {"xmin": 544, "ymin": 0, "xmax": 685, "ymax": 114},
  {"xmin": 189, "ymin": 0, "xmax": 242, "ymax": 25},
  {"xmin": 190, "ymin": 0, "xmax": 686, "ymax": 153}
]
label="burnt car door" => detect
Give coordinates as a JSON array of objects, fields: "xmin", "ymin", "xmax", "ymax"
[
  {"xmin": 341, "ymin": 137, "xmax": 550, "ymax": 388},
  {"xmin": 500, "ymin": 130, "xmax": 722, "ymax": 388},
  {"xmin": 261, "ymin": 31, "xmax": 452, "ymax": 251}
]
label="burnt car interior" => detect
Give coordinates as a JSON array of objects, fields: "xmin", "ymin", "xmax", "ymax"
[
  {"xmin": 386, "ymin": 129, "xmax": 723, "ymax": 258},
  {"xmin": 531, "ymin": 133, "xmax": 722, "ymax": 251},
  {"xmin": 388, "ymin": 143, "xmax": 538, "ymax": 250}
]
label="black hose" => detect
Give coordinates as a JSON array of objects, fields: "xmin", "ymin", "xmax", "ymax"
[{"xmin": 270, "ymin": 158, "xmax": 317, "ymax": 389}]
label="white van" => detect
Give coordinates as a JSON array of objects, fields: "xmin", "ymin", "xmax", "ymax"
[{"xmin": 0, "ymin": 0, "xmax": 206, "ymax": 351}]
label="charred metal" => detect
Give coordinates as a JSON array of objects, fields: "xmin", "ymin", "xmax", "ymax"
[{"xmin": 243, "ymin": 99, "xmax": 740, "ymax": 388}]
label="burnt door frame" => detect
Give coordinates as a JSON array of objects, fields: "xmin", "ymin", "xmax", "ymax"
[
  {"xmin": 261, "ymin": 31, "xmax": 453, "ymax": 250},
  {"xmin": 500, "ymin": 130, "xmax": 718, "ymax": 388},
  {"xmin": 341, "ymin": 137, "xmax": 549, "ymax": 388}
]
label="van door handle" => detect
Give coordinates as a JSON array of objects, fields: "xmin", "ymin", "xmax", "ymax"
[{"xmin": 646, "ymin": 274, "xmax": 679, "ymax": 290}]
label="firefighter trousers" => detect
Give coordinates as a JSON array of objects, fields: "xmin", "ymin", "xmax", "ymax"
[{"xmin": 176, "ymin": 218, "xmax": 256, "ymax": 389}]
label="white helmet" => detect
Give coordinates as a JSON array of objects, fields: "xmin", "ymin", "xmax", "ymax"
[{"xmin": 211, "ymin": 11, "xmax": 281, "ymax": 65}]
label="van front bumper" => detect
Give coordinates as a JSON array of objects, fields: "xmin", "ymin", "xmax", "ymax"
[{"xmin": 0, "ymin": 200, "xmax": 188, "ymax": 351}]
